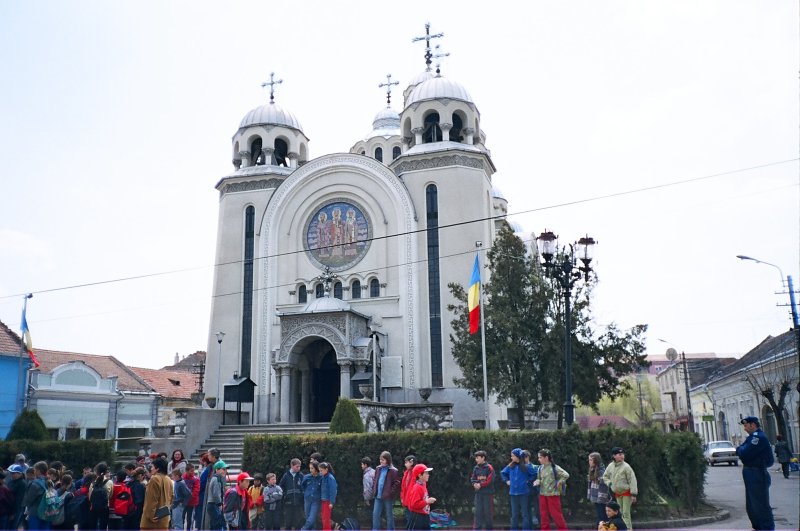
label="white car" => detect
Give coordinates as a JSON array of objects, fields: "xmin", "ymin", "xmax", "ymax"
[{"xmin": 704, "ymin": 440, "xmax": 739, "ymax": 466}]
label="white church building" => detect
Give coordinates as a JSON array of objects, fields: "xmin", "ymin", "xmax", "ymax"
[{"xmin": 204, "ymin": 30, "xmax": 509, "ymax": 428}]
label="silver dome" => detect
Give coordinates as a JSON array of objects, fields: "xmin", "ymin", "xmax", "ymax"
[
  {"xmin": 302, "ymin": 296, "xmax": 351, "ymax": 313},
  {"xmin": 406, "ymin": 76, "xmax": 473, "ymax": 106},
  {"xmin": 364, "ymin": 107, "xmax": 401, "ymax": 140},
  {"xmin": 239, "ymin": 102, "xmax": 304, "ymax": 132}
]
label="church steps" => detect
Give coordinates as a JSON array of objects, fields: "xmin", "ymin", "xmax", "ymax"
[{"xmin": 189, "ymin": 422, "xmax": 329, "ymax": 475}]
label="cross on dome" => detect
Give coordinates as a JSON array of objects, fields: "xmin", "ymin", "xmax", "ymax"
[
  {"xmin": 379, "ymin": 74, "xmax": 399, "ymax": 107},
  {"xmin": 412, "ymin": 22, "xmax": 444, "ymax": 72},
  {"xmin": 261, "ymin": 72, "xmax": 283, "ymax": 104},
  {"xmin": 313, "ymin": 266, "xmax": 339, "ymax": 297},
  {"xmin": 432, "ymin": 44, "xmax": 450, "ymax": 76}
]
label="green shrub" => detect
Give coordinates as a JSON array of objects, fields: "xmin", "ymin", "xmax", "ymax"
[
  {"xmin": 328, "ymin": 398, "xmax": 364, "ymax": 434},
  {"xmin": 243, "ymin": 427, "xmax": 705, "ymax": 525},
  {"xmin": 0, "ymin": 439, "xmax": 115, "ymax": 470},
  {"xmin": 6, "ymin": 410, "xmax": 48, "ymax": 441}
]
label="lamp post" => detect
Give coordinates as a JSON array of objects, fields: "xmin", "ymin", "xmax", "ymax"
[
  {"xmin": 536, "ymin": 231, "xmax": 596, "ymax": 427},
  {"xmin": 215, "ymin": 331, "xmax": 225, "ymax": 408},
  {"xmin": 736, "ymin": 254, "xmax": 800, "ymax": 393}
]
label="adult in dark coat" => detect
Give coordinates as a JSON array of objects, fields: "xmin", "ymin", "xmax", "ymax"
[{"xmin": 736, "ymin": 416, "xmax": 775, "ymax": 531}]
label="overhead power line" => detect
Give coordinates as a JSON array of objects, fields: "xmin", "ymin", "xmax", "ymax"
[{"xmin": 1, "ymin": 157, "xmax": 797, "ymax": 301}]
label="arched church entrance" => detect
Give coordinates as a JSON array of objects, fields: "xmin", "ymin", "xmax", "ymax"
[{"xmin": 312, "ymin": 347, "xmax": 340, "ymax": 422}]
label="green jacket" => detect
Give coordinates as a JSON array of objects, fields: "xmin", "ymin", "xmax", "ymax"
[
  {"xmin": 602, "ymin": 461, "xmax": 637, "ymax": 496},
  {"xmin": 537, "ymin": 463, "xmax": 569, "ymax": 496}
]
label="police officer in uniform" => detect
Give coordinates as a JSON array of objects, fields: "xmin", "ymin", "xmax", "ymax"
[{"xmin": 736, "ymin": 416, "xmax": 775, "ymax": 530}]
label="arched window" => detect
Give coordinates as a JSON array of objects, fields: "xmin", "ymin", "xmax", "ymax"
[
  {"xmin": 298, "ymin": 285, "xmax": 307, "ymax": 304},
  {"xmin": 351, "ymin": 280, "xmax": 361, "ymax": 299},
  {"xmin": 392, "ymin": 146, "xmax": 401, "ymax": 160},
  {"xmin": 370, "ymin": 278, "xmax": 380, "ymax": 298},
  {"xmin": 334, "ymin": 282, "xmax": 343, "ymax": 299},
  {"xmin": 274, "ymin": 138, "xmax": 288, "ymax": 167},
  {"xmin": 450, "ymin": 113, "xmax": 464, "ymax": 142},
  {"xmin": 360, "ymin": 150, "xmax": 365, "ymax": 155},
  {"xmin": 423, "ymin": 113, "xmax": 442, "ymax": 143},
  {"xmin": 250, "ymin": 138, "xmax": 264, "ymax": 165},
  {"xmin": 374, "ymin": 147, "xmax": 383, "ymax": 162},
  {"xmin": 315, "ymin": 283, "xmax": 324, "ymax": 298}
]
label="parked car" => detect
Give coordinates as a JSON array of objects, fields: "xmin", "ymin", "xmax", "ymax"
[{"xmin": 704, "ymin": 440, "xmax": 739, "ymax": 466}]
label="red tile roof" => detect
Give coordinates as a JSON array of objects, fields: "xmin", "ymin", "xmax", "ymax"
[
  {"xmin": 576, "ymin": 415, "xmax": 636, "ymax": 430},
  {"xmin": 0, "ymin": 321, "xmax": 23, "ymax": 355},
  {"xmin": 129, "ymin": 366, "xmax": 196, "ymax": 400},
  {"xmin": 161, "ymin": 351, "xmax": 206, "ymax": 372},
  {"xmin": 34, "ymin": 349, "xmax": 152, "ymax": 393}
]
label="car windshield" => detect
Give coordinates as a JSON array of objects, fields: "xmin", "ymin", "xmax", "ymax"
[{"xmin": 709, "ymin": 442, "xmax": 734, "ymax": 449}]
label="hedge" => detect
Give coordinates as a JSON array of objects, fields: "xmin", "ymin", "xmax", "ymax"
[
  {"xmin": 0, "ymin": 439, "xmax": 116, "ymax": 471},
  {"xmin": 243, "ymin": 427, "xmax": 705, "ymax": 525}
]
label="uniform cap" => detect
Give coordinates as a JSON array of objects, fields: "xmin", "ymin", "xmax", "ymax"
[{"xmin": 740, "ymin": 416, "xmax": 760, "ymax": 426}]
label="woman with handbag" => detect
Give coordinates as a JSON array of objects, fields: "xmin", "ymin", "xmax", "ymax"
[
  {"xmin": 141, "ymin": 458, "xmax": 174, "ymax": 529},
  {"xmin": 587, "ymin": 452, "xmax": 610, "ymax": 526}
]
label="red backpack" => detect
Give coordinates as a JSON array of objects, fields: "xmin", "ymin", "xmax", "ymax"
[{"xmin": 110, "ymin": 483, "xmax": 134, "ymax": 516}]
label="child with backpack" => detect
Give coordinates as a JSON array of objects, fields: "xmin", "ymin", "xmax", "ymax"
[
  {"xmin": 223, "ymin": 473, "xmax": 253, "ymax": 530},
  {"xmin": 109, "ymin": 470, "xmax": 134, "ymax": 530},
  {"xmin": 171, "ymin": 469, "xmax": 190, "ymax": 530},
  {"xmin": 21, "ymin": 461, "xmax": 53, "ymax": 530},
  {"xmin": 183, "ymin": 463, "xmax": 200, "ymax": 531},
  {"xmin": 125, "ymin": 467, "xmax": 146, "ymax": 531},
  {"xmin": 87, "ymin": 473, "xmax": 110, "ymax": 531}
]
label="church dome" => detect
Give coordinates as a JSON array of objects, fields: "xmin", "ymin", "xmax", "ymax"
[
  {"xmin": 364, "ymin": 107, "xmax": 401, "ymax": 140},
  {"xmin": 302, "ymin": 296, "xmax": 351, "ymax": 313},
  {"xmin": 239, "ymin": 102, "xmax": 304, "ymax": 132},
  {"xmin": 406, "ymin": 76, "xmax": 473, "ymax": 106}
]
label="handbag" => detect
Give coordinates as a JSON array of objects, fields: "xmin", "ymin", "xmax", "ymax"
[{"xmin": 154, "ymin": 475, "xmax": 170, "ymax": 519}]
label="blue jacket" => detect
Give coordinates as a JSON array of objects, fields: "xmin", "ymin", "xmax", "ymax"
[
  {"xmin": 736, "ymin": 429, "xmax": 774, "ymax": 468},
  {"xmin": 301, "ymin": 474, "xmax": 322, "ymax": 502},
  {"xmin": 500, "ymin": 462, "xmax": 536, "ymax": 496},
  {"xmin": 320, "ymin": 473, "xmax": 337, "ymax": 504}
]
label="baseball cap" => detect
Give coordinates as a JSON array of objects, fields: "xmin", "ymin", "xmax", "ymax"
[
  {"xmin": 7, "ymin": 465, "xmax": 24, "ymax": 474},
  {"xmin": 213, "ymin": 460, "xmax": 228, "ymax": 470},
  {"xmin": 740, "ymin": 416, "xmax": 760, "ymax": 426},
  {"xmin": 611, "ymin": 447, "xmax": 624, "ymax": 455},
  {"xmin": 236, "ymin": 472, "xmax": 253, "ymax": 483}
]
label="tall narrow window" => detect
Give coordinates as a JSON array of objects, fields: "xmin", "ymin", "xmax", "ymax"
[
  {"xmin": 334, "ymin": 282, "xmax": 343, "ymax": 299},
  {"xmin": 426, "ymin": 185, "xmax": 443, "ymax": 387},
  {"xmin": 374, "ymin": 147, "xmax": 383, "ymax": 162},
  {"xmin": 423, "ymin": 113, "xmax": 442, "ymax": 143},
  {"xmin": 315, "ymin": 283, "xmax": 324, "ymax": 298},
  {"xmin": 392, "ymin": 146, "xmax": 401, "ymax": 159},
  {"xmin": 450, "ymin": 113, "xmax": 463, "ymax": 142},
  {"xmin": 241, "ymin": 206, "xmax": 255, "ymax": 378},
  {"xmin": 250, "ymin": 138, "xmax": 263, "ymax": 165},
  {"xmin": 298, "ymin": 285, "xmax": 307, "ymax": 303},
  {"xmin": 370, "ymin": 278, "xmax": 380, "ymax": 298},
  {"xmin": 274, "ymin": 138, "xmax": 288, "ymax": 167},
  {"xmin": 351, "ymin": 280, "xmax": 361, "ymax": 299}
]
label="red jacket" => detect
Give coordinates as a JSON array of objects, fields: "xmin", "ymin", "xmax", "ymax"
[
  {"xmin": 400, "ymin": 469, "xmax": 415, "ymax": 507},
  {"xmin": 405, "ymin": 481, "xmax": 429, "ymax": 515},
  {"xmin": 183, "ymin": 473, "xmax": 200, "ymax": 507}
]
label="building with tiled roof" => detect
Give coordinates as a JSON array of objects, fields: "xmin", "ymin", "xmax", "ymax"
[
  {"xmin": 129, "ymin": 366, "xmax": 199, "ymax": 436},
  {"xmin": 0, "ymin": 321, "xmax": 28, "ymax": 438},
  {"xmin": 161, "ymin": 350, "xmax": 206, "ymax": 373}
]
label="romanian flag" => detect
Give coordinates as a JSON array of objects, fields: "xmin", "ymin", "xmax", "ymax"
[
  {"xmin": 20, "ymin": 308, "xmax": 40, "ymax": 368},
  {"xmin": 468, "ymin": 254, "xmax": 481, "ymax": 335}
]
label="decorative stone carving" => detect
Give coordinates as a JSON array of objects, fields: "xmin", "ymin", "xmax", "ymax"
[
  {"xmin": 221, "ymin": 178, "xmax": 284, "ymax": 197},
  {"xmin": 393, "ymin": 154, "xmax": 485, "ymax": 174},
  {"xmin": 354, "ymin": 401, "xmax": 453, "ymax": 432},
  {"xmin": 238, "ymin": 150, "xmax": 251, "ymax": 168}
]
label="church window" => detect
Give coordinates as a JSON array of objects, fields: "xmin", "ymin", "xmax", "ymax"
[
  {"xmin": 250, "ymin": 138, "xmax": 264, "ymax": 165},
  {"xmin": 351, "ymin": 280, "xmax": 361, "ymax": 299},
  {"xmin": 241, "ymin": 205, "xmax": 255, "ymax": 378},
  {"xmin": 374, "ymin": 147, "xmax": 383, "ymax": 162},
  {"xmin": 392, "ymin": 146, "xmax": 401, "ymax": 160},
  {"xmin": 334, "ymin": 282, "xmax": 343, "ymax": 299},
  {"xmin": 55, "ymin": 369, "xmax": 97, "ymax": 387},
  {"xmin": 423, "ymin": 112, "xmax": 442, "ymax": 143},
  {"xmin": 298, "ymin": 285, "xmax": 307, "ymax": 304},
  {"xmin": 274, "ymin": 138, "xmax": 289, "ymax": 167},
  {"xmin": 315, "ymin": 283, "xmax": 324, "ymax": 298},
  {"xmin": 426, "ymin": 184, "xmax": 443, "ymax": 387},
  {"xmin": 369, "ymin": 278, "xmax": 380, "ymax": 298},
  {"xmin": 450, "ymin": 113, "xmax": 464, "ymax": 142},
  {"xmin": 360, "ymin": 150, "xmax": 365, "ymax": 155}
]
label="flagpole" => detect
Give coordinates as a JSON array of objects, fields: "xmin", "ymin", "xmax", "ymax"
[
  {"xmin": 16, "ymin": 294, "xmax": 33, "ymax": 417},
  {"xmin": 476, "ymin": 243, "xmax": 490, "ymax": 429}
]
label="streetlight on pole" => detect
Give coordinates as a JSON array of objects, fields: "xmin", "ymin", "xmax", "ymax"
[
  {"xmin": 215, "ymin": 331, "xmax": 225, "ymax": 408},
  {"xmin": 536, "ymin": 230, "xmax": 596, "ymax": 427},
  {"xmin": 736, "ymin": 254, "xmax": 800, "ymax": 392}
]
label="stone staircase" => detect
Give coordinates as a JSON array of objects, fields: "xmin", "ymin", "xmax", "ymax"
[{"xmin": 190, "ymin": 423, "xmax": 329, "ymax": 475}]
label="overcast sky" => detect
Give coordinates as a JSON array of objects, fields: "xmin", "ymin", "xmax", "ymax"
[{"xmin": 0, "ymin": 1, "xmax": 797, "ymax": 369}]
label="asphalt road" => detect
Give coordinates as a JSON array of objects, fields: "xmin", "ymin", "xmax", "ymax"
[{"xmin": 699, "ymin": 462, "xmax": 799, "ymax": 530}]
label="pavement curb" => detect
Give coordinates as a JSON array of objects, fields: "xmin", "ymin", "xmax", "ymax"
[{"xmin": 559, "ymin": 509, "xmax": 730, "ymax": 529}]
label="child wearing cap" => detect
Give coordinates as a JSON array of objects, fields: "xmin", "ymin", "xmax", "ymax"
[
  {"xmin": 223, "ymin": 472, "xmax": 253, "ymax": 530},
  {"xmin": 598, "ymin": 501, "xmax": 627, "ymax": 530},
  {"xmin": 249, "ymin": 473, "xmax": 266, "ymax": 530},
  {"xmin": 405, "ymin": 464, "xmax": 436, "ymax": 530},
  {"xmin": 206, "ymin": 461, "xmax": 227, "ymax": 531},
  {"xmin": 501, "ymin": 448, "xmax": 536, "ymax": 531}
]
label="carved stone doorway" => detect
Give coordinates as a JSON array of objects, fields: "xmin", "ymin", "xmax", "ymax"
[{"xmin": 312, "ymin": 347, "xmax": 340, "ymax": 422}]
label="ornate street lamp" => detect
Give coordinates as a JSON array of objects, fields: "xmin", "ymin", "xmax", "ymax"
[{"xmin": 537, "ymin": 231, "xmax": 596, "ymax": 426}]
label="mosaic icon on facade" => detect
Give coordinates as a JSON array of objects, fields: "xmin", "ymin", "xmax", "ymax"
[{"xmin": 305, "ymin": 200, "xmax": 371, "ymax": 271}]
